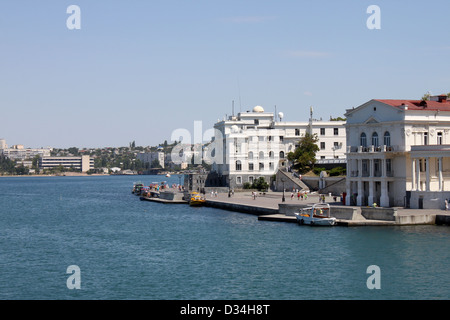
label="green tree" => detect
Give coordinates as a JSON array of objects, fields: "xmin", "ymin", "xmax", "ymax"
[
  {"xmin": 252, "ymin": 177, "xmax": 269, "ymax": 191},
  {"xmin": 287, "ymin": 133, "xmax": 320, "ymax": 174}
]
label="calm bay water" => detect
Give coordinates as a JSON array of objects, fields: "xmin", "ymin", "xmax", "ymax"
[{"xmin": 0, "ymin": 175, "xmax": 449, "ymax": 300}]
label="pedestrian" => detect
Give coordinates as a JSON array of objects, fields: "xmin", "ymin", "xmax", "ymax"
[
  {"xmin": 290, "ymin": 192, "xmax": 294, "ymax": 200},
  {"xmin": 297, "ymin": 191, "xmax": 300, "ymax": 200}
]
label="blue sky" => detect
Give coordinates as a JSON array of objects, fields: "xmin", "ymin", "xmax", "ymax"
[{"xmin": 1, "ymin": 0, "xmax": 450, "ymax": 148}]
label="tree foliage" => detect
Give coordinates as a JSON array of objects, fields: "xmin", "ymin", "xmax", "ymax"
[{"xmin": 287, "ymin": 133, "xmax": 319, "ymax": 174}]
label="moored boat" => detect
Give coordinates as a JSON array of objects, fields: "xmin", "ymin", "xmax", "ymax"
[
  {"xmin": 132, "ymin": 182, "xmax": 144, "ymax": 195},
  {"xmin": 189, "ymin": 192, "xmax": 206, "ymax": 206},
  {"xmin": 294, "ymin": 203, "xmax": 336, "ymax": 226}
]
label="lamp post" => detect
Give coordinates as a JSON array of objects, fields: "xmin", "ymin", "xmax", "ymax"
[{"xmin": 281, "ymin": 178, "xmax": 286, "ymax": 202}]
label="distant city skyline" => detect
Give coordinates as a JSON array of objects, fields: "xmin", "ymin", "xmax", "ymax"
[{"xmin": 1, "ymin": 0, "xmax": 449, "ymax": 148}]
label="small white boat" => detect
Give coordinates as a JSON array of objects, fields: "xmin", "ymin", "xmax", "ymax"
[
  {"xmin": 165, "ymin": 173, "xmax": 171, "ymax": 177},
  {"xmin": 295, "ymin": 203, "xmax": 336, "ymax": 226}
]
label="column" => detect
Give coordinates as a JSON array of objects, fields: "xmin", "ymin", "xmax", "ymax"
[
  {"xmin": 426, "ymin": 157, "xmax": 430, "ymax": 192},
  {"xmin": 370, "ymin": 159, "xmax": 374, "ymax": 177},
  {"xmin": 358, "ymin": 158, "xmax": 362, "ymax": 177},
  {"xmin": 411, "ymin": 158, "xmax": 416, "ymax": 191},
  {"xmin": 382, "ymin": 158, "xmax": 386, "ymax": 177},
  {"xmin": 439, "ymin": 157, "xmax": 443, "ymax": 191},
  {"xmin": 357, "ymin": 180, "xmax": 363, "ymax": 206},
  {"xmin": 345, "ymin": 182, "xmax": 351, "ymax": 206},
  {"xmin": 415, "ymin": 158, "xmax": 421, "ymax": 191},
  {"xmin": 368, "ymin": 180, "xmax": 375, "ymax": 206},
  {"xmin": 380, "ymin": 180, "xmax": 389, "ymax": 207}
]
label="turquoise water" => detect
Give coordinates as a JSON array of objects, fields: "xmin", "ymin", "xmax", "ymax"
[{"xmin": 0, "ymin": 175, "xmax": 449, "ymax": 300}]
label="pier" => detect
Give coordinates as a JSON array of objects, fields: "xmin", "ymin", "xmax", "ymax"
[
  {"xmin": 202, "ymin": 191, "xmax": 450, "ymax": 226},
  {"xmin": 137, "ymin": 189, "xmax": 450, "ymax": 226}
]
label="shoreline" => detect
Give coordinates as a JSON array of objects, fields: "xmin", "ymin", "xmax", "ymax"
[{"xmin": 0, "ymin": 173, "xmax": 111, "ymax": 178}]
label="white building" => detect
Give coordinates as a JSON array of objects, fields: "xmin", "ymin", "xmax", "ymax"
[
  {"xmin": 211, "ymin": 105, "xmax": 346, "ymax": 188},
  {"xmin": 345, "ymin": 94, "xmax": 450, "ymax": 209},
  {"xmin": 39, "ymin": 155, "xmax": 94, "ymax": 173},
  {"xmin": 137, "ymin": 151, "xmax": 165, "ymax": 168},
  {"xmin": 0, "ymin": 140, "xmax": 52, "ymax": 161}
]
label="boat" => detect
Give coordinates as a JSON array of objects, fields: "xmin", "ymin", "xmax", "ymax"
[
  {"xmin": 294, "ymin": 203, "xmax": 336, "ymax": 226},
  {"xmin": 132, "ymin": 182, "xmax": 144, "ymax": 195},
  {"xmin": 166, "ymin": 173, "xmax": 171, "ymax": 177},
  {"xmin": 189, "ymin": 192, "xmax": 206, "ymax": 206}
]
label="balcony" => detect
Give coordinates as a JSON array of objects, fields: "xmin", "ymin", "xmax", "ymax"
[{"xmin": 347, "ymin": 145, "xmax": 405, "ymax": 153}]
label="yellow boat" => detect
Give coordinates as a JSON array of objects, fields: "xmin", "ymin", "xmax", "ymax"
[{"xmin": 189, "ymin": 192, "xmax": 206, "ymax": 206}]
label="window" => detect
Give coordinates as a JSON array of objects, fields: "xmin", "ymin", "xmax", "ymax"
[
  {"xmin": 320, "ymin": 128, "xmax": 326, "ymax": 135},
  {"xmin": 268, "ymin": 136, "xmax": 273, "ymax": 142},
  {"xmin": 248, "ymin": 176, "xmax": 254, "ymax": 184},
  {"xmin": 334, "ymin": 128, "xmax": 339, "ymax": 135},
  {"xmin": 360, "ymin": 133, "xmax": 367, "ymax": 147},
  {"xmin": 236, "ymin": 176, "xmax": 242, "ymax": 185},
  {"xmin": 279, "ymin": 136, "xmax": 284, "ymax": 142},
  {"xmin": 279, "ymin": 151, "xmax": 285, "ymax": 159},
  {"xmin": 249, "ymin": 163, "xmax": 254, "ymax": 171},
  {"xmin": 259, "ymin": 162, "xmax": 264, "ymax": 171},
  {"xmin": 386, "ymin": 159, "xmax": 392, "ymax": 175},
  {"xmin": 320, "ymin": 142, "xmax": 325, "ymax": 150},
  {"xmin": 372, "ymin": 132, "xmax": 379, "ymax": 147},
  {"xmin": 295, "ymin": 129, "xmax": 300, "ymax": 136},
  {"xmin": 269, "ymin": 151, "xmax": 274, "ymax": 159},
  {"xmin": 334, "ymin": 142, "xmax": 340, "ymax": 148},
  {"xmin": 424, "ymin": 132, "xmax": 428, "ymax": 145},
  {"xmin": 248, "ymin": 151, "xmax": 253, "ymax": 160},
  {"xmin": 259, "ymin": 151, "xmax": 264, "ymax": 160},
  {"xmin": 383, "ymin": 131, "xmax": 391, "ymax": 146},
  {"xmin": 235, "ymin": 160, "xmax": 242, "ymax": 171},
  {"xmin": 254, "ymin": 119, "xmax": 259, "ymax": 125},
  {"xmin": 438, "ymin": 132, "xmax": 443, "ymax": 145},
  {"xmin": 269, "ymin": 162, "xmax": 274, "ymax": 170}
]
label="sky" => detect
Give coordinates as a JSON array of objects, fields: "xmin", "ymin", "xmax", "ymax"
[{"xmin": 1, "ymin": 0, "xmax": 450, "ymax": 149}]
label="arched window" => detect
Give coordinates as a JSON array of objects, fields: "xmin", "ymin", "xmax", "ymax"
[
  {"xmin": 259, "ymin": 151, "xmax": 264, "ymax": 160},
  {"xmin": 279, "ymin": 151, "xmax": 285, "ymax": 159},
  {"xmin": 372, "ymin": 132, "xmax": 379, "ymax": 147},
  {"xmin": 360, "ymin": 133, "xmax": 367, "ymax": 147},
  {"xmin": 248, "ymin": 151, "xmax": 253, "ymax": 160},
  {"xmin": 383, "ymin": 131, "xmax": 391, "ymax": 146},
  {"xmin": 269, "ymin": 151, "xmax": 274, "ymax": 159},
  {"xmin": 235, "ymin": 160, "xmax": 242, "ymax": 171}
]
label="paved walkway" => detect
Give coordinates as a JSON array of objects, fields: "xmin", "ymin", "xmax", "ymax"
[{"xmin": 206, "ymin": 191, "xmax": 450, "ymax": 217}]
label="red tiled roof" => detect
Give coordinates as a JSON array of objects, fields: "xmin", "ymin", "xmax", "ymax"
[{"xmin": 375, "ymin": 98, "xmax": 450, "ymax": 111}]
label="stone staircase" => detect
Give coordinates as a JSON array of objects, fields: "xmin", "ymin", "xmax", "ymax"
[{"xmin": 278, "ymin": 169, "xmax": 309, "ymax": 191}]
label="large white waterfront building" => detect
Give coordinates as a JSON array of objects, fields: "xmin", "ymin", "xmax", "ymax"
[
  {"xmin": 345, "ymin": 94, "xmax": 450, "ymax": 209},
  {"xmin": 211, "ymin": 105, "xmax": 346, "ymax": 188}
]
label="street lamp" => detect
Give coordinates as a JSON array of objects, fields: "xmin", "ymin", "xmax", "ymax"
[{"xmin": 281, "ymin": 178, "xmax": 286, "ymax": 202}]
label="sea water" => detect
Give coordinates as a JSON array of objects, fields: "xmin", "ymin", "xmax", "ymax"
[{"xmin": 0, "ymin": 175, "xmax": 449, "ymax": 300}]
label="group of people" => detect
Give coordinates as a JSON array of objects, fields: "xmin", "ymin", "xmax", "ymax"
[{"xmin": 290, "ymin": 190, "xmax": 308, "ymax": 201}]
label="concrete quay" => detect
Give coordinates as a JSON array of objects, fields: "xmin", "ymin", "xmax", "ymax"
[{"xmin": 203, "ymin": 191, "xmax": 450, "ymax": 227}]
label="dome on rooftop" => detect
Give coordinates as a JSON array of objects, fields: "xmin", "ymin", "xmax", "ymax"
[{"xmin": 253, "ymin": 105, "xmax": 264, "ymax": 113}]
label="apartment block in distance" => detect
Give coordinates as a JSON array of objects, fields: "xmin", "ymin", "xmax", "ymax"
[{"xmin": 39, "ymin": 155, "xmax": 94, "ymax": 173}]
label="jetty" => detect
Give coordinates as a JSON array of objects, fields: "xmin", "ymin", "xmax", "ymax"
[
  {"xmin": 135, "ymin": 188, "xmax": 450, "ymax": 226},
  {"xmin": 202, "ymin": 191, "xmax": 450, "ymax": 226}
]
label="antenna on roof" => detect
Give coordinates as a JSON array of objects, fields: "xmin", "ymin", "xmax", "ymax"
[{"xmin": 237, "ymin": 76, "xmax": 242, "ymax": 112}]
